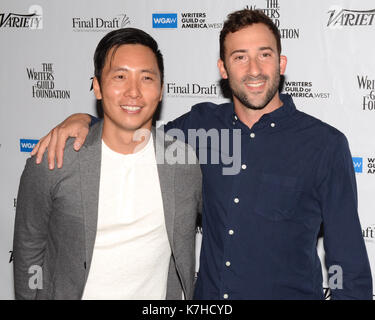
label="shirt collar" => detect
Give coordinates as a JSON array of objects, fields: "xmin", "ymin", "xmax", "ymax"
[{"xmin": 228, "ymin": 93, "xmax": 296, "ymax": 124}]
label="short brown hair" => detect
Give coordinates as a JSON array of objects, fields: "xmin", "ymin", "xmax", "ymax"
[{"xmin": 220, "ymin": 9, "xmax": 281, "ymax": 61}]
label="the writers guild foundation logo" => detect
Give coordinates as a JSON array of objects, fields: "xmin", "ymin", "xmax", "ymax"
[
  {"xmin": 246, "ymin": 0, "xmax": 300, "ymax": 39},
  {"xmin": 358, "ymin": 75, "xmax": 375, "ymax": 111},
  {"xmin": 26, "ymin": 63, "xmax": 70, "ymax": 99},
  {"xmin": 327, "ymin": 6, "xmax": 375, "ymax": 28},
  {"xmin": 0, "ymin": 5, "xmax": 43, "ymax": 29}
]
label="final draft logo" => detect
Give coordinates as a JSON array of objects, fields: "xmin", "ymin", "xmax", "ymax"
[
  {"xmin": 282, "ymin": 80, "xmax": 330, "ymax": 99},
  {"xmin": 26, "ymin": 63, "xmax": 70, "ymax": 99},
  {"xmin": 327, "ymin": 6, "xmax": 375, "ymax": 28},
  {"xmin": 73, "ymin": 14, "xmax": 130, "ymax": 32},
  {"xmin": 0, "ymin": 5, "xmax": 43, "ymax": 29},
  {"xmin": 166, "ymin": 82, "xmax": 222, "ymax": 98},
  {"xmin": 363, "ymin": 225, "xmax": 375, "ymax": 243},
  {"xmin": 246, "ymin": 0, "xmax": 300, "ymax": 39},
  {"xmin": 9, "ymin": 251, "xmax": 13, "ymax": 263},
  {"xmin": 358, "ymin": 75, "xmax": 375, "ymax": 111}
]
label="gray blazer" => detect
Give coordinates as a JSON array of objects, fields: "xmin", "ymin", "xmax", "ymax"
[{"xmin": 13, "ymin": 122, "xmax": 202, "ymax": 300}]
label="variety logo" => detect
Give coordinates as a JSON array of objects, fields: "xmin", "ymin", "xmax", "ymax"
[
  {"xmin": 327, "ymin": 7, "xmax": 375, "ymax": 28},
  {"xmin": 282, "ymin": 80, "xmax": 330, "ymax": 99},
  {"xmin": 20, "ymin": 139, "xmax": 39, "ymax": 152},
  {"xmin": 353, "ymin": 157, "xmax": 363, "ymax": 173},
  {"xmin": 246, "ymin": 0, "xmax": 300, "ymax": 39},
  {"xmin": 357, "ymin": 75, "xmax": 375, "ymax": 111},
  {"xmin": 152, "ymin": 13, "xmax": 178, "ymax": 28},
  {"xmin": 0, "ymin": 5, "xmax": 43, "ymax": 29},
  {"xmin": 26, "ymin": 63, "xmax": 70, "ymax": 99},
  {"xmin": 72, "ymin": 14, "xmax": 130, "ymax": 32}
]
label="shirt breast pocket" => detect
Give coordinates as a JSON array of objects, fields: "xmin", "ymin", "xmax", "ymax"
[{"xmin": 254, "ymin": 173, "xmax": 301, "ymax": 221}]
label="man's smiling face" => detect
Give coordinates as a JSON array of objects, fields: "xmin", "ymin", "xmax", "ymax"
[{"xmin": 218, "ymin": 23, "xmax": 286, "ymax": 111}]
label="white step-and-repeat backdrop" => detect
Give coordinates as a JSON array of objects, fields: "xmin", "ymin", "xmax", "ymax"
[{"xmin": 1, "ymin": 0, "xmax": 374, "ymax": 299}]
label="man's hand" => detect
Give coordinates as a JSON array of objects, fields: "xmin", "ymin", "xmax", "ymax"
[{"xmin": 31, "ymin": 113, "xmax": 92, "ymax": 170}]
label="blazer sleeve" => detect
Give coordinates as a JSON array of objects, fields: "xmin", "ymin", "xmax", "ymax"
[{"xmin": 13, "ymin": 156, "xmax": 52, "ymax": 300}]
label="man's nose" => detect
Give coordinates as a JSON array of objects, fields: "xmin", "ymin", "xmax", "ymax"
[
  {"xmin": 247, "ymin": 58, "xmax": 261, "ymax": 78},
  {"xmin": 124, "ymin": 79, "xmax": 141, "ymax": 98}
]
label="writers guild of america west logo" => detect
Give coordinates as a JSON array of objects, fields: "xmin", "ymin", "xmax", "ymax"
[
  {"xmin": 282, "ymin": 80, "xmax": 330, "ymax": 99},
  {"xmin": 352, "ymin": 157, "xmax": 375, "ymax": 174},
  {"xmin": 0, "ymin": 5, "xmax": 43, "ymax": 29},
  {"xmin": 327, "ymin": 6, "xmax": 375, "ymax": 28},
  {"xmin": 26, "ymin": 63, "xmax": 70, "ymax": 99}
]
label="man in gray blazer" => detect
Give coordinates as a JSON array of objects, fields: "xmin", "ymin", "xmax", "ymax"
[{"xmin": 13, "ymin": 28, "xmax": 202, "ymax": 300}]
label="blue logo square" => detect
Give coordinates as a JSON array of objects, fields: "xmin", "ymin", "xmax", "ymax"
[
  {"xmin": 352, "ymin": 157, "xmax": 363, "ymax": 173},
  {"xmin": 20, "ymin": 139, "xmax": 39, "ymax": 152},
  {"xmin": 152, "ymin": 13, "xmax": 178, "ymax": 28}
]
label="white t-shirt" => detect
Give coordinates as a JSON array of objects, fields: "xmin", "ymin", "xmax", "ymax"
[{"xmin": 82, "ymin": 136, "xmax": 171, "ymax": 300}]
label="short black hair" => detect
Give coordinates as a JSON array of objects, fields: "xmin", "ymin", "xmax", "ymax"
[
  {"xmin": 220, "ymin": 9, "xmax": 281, "ymax": 61},
  {"xmin": 94, "ymin": 27, "xmax": 164, "ymax": 85}
]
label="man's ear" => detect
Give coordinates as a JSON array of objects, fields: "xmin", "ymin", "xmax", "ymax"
[
  {"xmin": 159, "ymin": 84, "xmax": 163, "ymax": 102},
  {"xmin": 217, "ymin": 59, "xmax": 228, "ymax": 79},
  {"xmin": 279, "ymin": 55, "xmax": 287, "ymax": 75},
  {"xmin": 93, "ymin": 77, "xmax": 102, "ymax": 100}
]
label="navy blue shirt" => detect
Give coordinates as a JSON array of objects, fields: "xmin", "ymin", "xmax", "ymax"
[{"xmin": 163, "ymin": 94, "xmax": 372, "ymax": 300}]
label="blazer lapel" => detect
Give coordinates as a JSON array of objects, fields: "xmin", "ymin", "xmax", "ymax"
[
  {"xmin": 79, "ymin": 121, "xmax": 103, "ymax": 277},
  {"xmin": 153, "ymin": 127, "xmax": 176, "ymax": 250}
]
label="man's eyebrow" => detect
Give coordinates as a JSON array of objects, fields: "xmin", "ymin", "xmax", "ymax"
[
  {"xmin": 111, "ymin": 67, "xmax": 158, "ymax": 75},
  {"xmin": 140, "ymin": 69, "xmax": 158, "ymax": 75},
  {"xmin": 230, "ymin": 49, "xmax": 248, "ymax": 56},
  {"xmin": 229, "ymin": 47, "xmax": 275, "ymax": 56},
  {"xmin": 259, "ymin": 46, "xmax": 275, "ymax": 52}
]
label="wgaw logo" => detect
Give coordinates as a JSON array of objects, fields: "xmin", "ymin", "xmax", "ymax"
[
  {"xmin": 353, "ymin": 157, "xmax": 375, "ymax": 174},
  {"xmin": 327, "ymin": 6, "xmax": 375, "ymax": 28},
  {"xmin": 0, "ymin": 5, "xmax": 43, "ymax": 29},
  {"xmin": 152, "ymin": 13, "xmax": 178, "ymax": 28},
  {"xmin": 352, "ymin": 157, "xmax": 363, "ymax": 173},
  {"xmin": 20, "ymin": 139, "xmax": 39, "ymax": 153}
]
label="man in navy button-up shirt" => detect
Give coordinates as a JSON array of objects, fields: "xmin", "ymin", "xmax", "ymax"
[{"xmin": 32, "ymin": 9, "xmax": 372, "ymax": 299}]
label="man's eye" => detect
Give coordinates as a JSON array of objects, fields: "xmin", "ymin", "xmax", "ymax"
[
  {"xmin": 115, "ymin": 74, "xmax": 124, "ymax": 79},
  {"xmin": 235, "ymin": 55, "xmax": 245, "ymax": 60}
]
